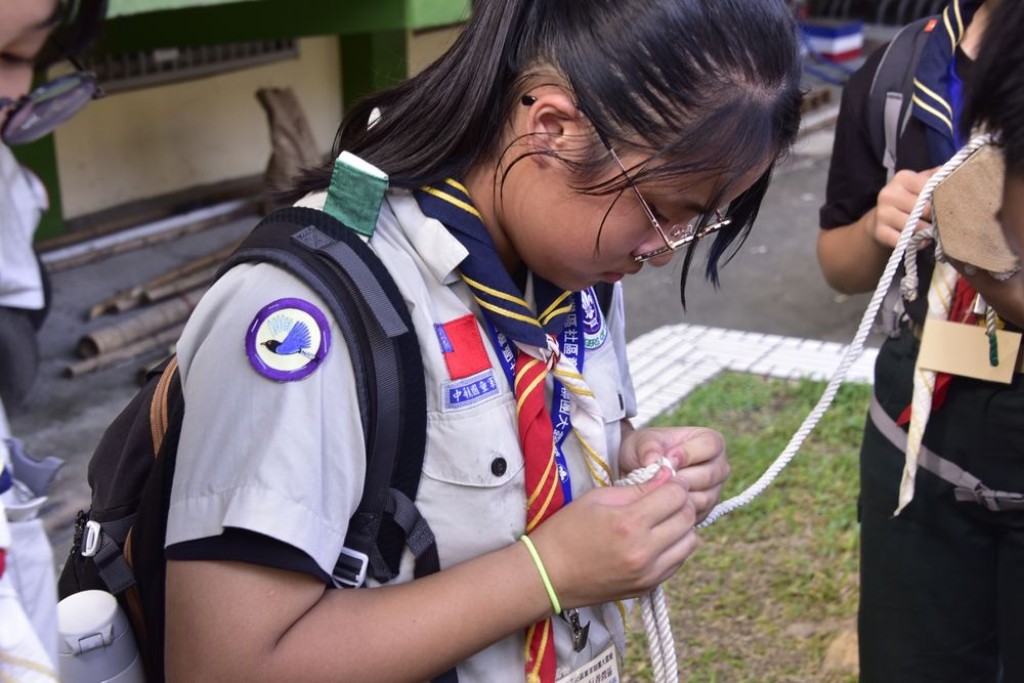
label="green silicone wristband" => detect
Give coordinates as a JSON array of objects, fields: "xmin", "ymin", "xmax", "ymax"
[{"xmin": 519, "ymin": 535, "xmax": 561, "ymax": 615}]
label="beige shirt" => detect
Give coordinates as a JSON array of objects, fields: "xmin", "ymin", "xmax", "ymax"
[{"xmin": 168, "ymin": 189, "xmax": 637, "ymax": 681}]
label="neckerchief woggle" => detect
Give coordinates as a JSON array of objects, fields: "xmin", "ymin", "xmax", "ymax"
[{"xmin": 414, "ymin": 179, "xmax": 584, "ymax": 502}]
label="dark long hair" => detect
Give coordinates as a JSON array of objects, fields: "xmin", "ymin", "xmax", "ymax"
[
  {"xmin": 39, "ymin": 0, "xmax": 108, "ymax": 65},
  {"xmin": 289, "ymin": 0, "xmax": 802, "ymax": 299},
  {"xmin": 963, "ymin": 0, "xmax": 1024, "ymax": 175}
]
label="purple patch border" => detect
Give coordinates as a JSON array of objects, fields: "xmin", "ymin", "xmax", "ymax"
[{"xmin": 246, "ymin": 297, "xmax": 331, "ymax": 382}]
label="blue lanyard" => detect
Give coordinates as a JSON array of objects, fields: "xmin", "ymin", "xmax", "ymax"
[
  {"xmin": 947, "ymin": 54, "xmax": 965, "ymax": 149},
  {"xmin": 483, "ymin": 292, "xmax": 584, "ymax": 503},
  {"xmin": 550, "ymin": 300, "xmax": 585, "ymax": 503}
]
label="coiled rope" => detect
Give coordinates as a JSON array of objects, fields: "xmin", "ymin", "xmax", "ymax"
[
  {"xmin": 620, "ymin": 133, "xmax": 993, "ymax": 683},
  {"xmin": 614, "ymin": 458, "xmax": 679, "ymax": 683}
]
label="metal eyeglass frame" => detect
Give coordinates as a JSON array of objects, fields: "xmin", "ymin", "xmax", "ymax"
[
  {"xmin": 605, "ymin": 146, "xmax": 732, "ymax": 263},
  {"xmin": 0, "ymin": 67, "xmax": 103, "ymax": 146}
]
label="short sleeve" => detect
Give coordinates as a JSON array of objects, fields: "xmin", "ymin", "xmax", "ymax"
[{"xmin": 166, "ymin": 262, "xmax": 367, "ymax": 578}]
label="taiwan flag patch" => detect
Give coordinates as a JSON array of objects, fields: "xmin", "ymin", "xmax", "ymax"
[{"xmin": 435, "ymin": 314, "xmax": 491, "ymax": 380}]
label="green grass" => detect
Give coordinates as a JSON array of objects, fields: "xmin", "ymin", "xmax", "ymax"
[{"xmin": 622, "ymin": 372, "xmax": 871, "ymax": 683}]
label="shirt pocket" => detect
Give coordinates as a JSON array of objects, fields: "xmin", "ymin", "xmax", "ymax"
[
  {"xmin": 585, "ymin": 342, "xmax": 628, "ymax": 425},
  {"xmin": 417, "ymin": 393, "xmax": 527, "ymax": 565}
]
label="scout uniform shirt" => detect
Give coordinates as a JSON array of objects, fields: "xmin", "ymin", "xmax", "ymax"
[{"xmin": 166, "ymin": 188, "xmax": 638, "ymax": 682}]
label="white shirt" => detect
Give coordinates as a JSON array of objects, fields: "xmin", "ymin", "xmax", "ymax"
[{"xmin": 0, "ymin": 144, "xmax": 46, "ymax": 310}]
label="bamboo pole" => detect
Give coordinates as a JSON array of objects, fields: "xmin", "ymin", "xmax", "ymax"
[
  {"xmin": 76, "ymin": 286, "xmax": 207, "ymax": 358},
  {"xmin": 142, "ymin": 266, "xmax": 218, "ymax": 304},
  {"xmin": 65, "ymin": 324, "xmax": 185, "ymax": 378},
  {"xmin": 86, "ymin": 241, "xmax": 238, "ymax": 320},
  {"xmin": 46, "ymin": 199, "xmax": 257, "ymax": 273},
  {"xmin": 138, "ymin": 241, "xmax": 239, "ymax": 292}
]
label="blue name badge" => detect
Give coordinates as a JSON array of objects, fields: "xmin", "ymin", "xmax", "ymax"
[{"xmin": 442, "ymin": 369, "xmax": 500, "ymax": 411}]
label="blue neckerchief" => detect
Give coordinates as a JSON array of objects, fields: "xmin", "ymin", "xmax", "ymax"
[
  {"xmin": 910, "ymin": 0, "xmax": 980, "ymax": 164},
  {"xmin": 414, "ymin": 179, "xmax": 574, "ymax": 346}
]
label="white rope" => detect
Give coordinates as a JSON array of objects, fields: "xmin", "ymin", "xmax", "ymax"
[
  {"xmin": 616, "ymin": 459, "xmax": 679, "ymax": 683},
  {"xmin": 695, "ymin": 133, "xmax": 993, "ymax": 529}
]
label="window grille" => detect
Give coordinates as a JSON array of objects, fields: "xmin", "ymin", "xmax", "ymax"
[{"xmin": 81, "ymin": 40, "xmax": 299, "ymax": 93}]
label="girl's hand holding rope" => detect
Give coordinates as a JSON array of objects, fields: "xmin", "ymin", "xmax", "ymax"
[
  {"xmin": 870, "ymin": 168, "xmax": 938, "ymax": 248},
  {"xmin": 528, "ymin": 467, "xmax": 699, "ymax": 609},
  {"xmin": 619, "ymin": 427, "xmax": 729, "ymax": 522}
]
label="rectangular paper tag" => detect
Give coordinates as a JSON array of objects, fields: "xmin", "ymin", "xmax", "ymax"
[
  {"xmin": 917, "ymin": 318, "xmax": 1022, "ymax": 384},
  {"xmin": 556, "ymin": 644, "xmax": 620, "ymax": 683}
]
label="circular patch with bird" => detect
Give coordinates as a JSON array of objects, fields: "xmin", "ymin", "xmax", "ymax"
[{"xmin": 246, "ymin": 298, "xmax": 331, "ymax": 381}]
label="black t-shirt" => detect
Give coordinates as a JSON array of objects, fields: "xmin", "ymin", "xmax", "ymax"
[{"xmin": 820, "ymin": 43, "xmax": 974, "ymax": 322}]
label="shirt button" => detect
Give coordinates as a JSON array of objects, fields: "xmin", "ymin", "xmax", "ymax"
[{"xmin": 491, "ymin": 457, "xmax": 507, "ymax": 477}]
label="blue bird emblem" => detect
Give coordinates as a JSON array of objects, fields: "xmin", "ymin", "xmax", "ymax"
[{"xmin": 261, "ymin": 313, "xmax": 315, "ymax": 359}]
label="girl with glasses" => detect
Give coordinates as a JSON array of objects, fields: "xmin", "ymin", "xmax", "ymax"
[
  {"xmin": 0, "ymin": 0, "xmax": 105, "ymax": 409},
  {"xmin": 1, "ymin": 1, "xmax": 105, "ymax": 680},
  {"xmin": 164, "ymin": 1, "xmax": 802, "ymax": 681}
]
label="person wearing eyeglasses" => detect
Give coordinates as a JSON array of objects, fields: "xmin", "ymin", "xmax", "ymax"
[
  {"xmin": 157, "ymin": 1, "xmax": 802, "ymax": 681},
  {"xmin": 0, "ymin": 2, "xmax": 104, "ymax": 680},
  {"xmin": 0, "ymin": 0, "xmax": 103, "ymax": 409}
]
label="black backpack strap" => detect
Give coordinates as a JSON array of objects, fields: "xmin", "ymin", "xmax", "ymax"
[
  {"xmin": 387, "ymin": 489, "xmax": 441, "ymax": 579},
  {"xmin": 80, "ymin": 514, "xmax": 136, "ymax": 594},
  {"xmin": 867, "ymin": 16, "xmax": 934, "ymax": 179},
  {"xmin": 218, "ymin": 206, "xmax": 432, "ymax": 585}
]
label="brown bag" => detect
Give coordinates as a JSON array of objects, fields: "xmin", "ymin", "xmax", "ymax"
[{"xmin": 933, "ymin": 143, "xmax": 1019, "ymax": 277}]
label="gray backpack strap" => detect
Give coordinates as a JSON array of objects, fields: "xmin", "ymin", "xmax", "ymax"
[
  {"xmin": 867, "ymin": 18, "xmax": 935, "ymax": 335},
  {"xmin": 882, "ymin": 93, "xmax": 907, "ymax": 180},
  {"xmin": 868, "ymin": 395, "xmax": 1024, "ymax": 512},
  {"xmin": 867, "ymin": 16, "xmax": 935, "ymax": 180}
]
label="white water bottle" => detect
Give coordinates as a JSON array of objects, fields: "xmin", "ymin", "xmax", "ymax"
[{"xmin": 57, "ymin": 590, "xmax": 146, "ymax": 683}]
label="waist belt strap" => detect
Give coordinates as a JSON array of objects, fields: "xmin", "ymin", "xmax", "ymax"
[{"xmin": 868, "ymin": 394, "xmax": 1024, "ymax": 512}]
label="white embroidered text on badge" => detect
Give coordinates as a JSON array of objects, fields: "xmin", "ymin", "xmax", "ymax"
[
  {"xmin": 579, "ymin": 288, "xmax": 608, "ymax": 350},
  {"xmin": 246, "ymin": 298, "xmax": 331, "ymax": 381}
]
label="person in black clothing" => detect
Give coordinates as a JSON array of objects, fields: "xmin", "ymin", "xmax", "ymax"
[{"xmin": 819, "ymin": 1, "xmax": 1024, "ymax": 680}]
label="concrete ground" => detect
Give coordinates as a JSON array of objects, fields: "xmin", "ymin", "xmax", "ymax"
[
  {"xmin": 622, "ymin": 123, "xmax": 874, "ymax": 344},
  {"xmin": 9, "ymin": 102, "xmax": 881, "ymax": 565}
]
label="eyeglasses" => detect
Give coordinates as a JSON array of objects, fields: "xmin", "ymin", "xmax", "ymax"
[
  {"xmin": 0, "ymin": 70, "xmax": 102, "ymax": 146},
  {"xmin": 606, "ymin": 147, "xmax": 732, "ymax": 263}
]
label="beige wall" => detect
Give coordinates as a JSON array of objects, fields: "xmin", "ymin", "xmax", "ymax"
[
  {"xmin": 407, "ymin": 24, "xmax": 463, "ymax": 76},
  {"xmin": 55, "ymin": 36, "xmax": 342, "ymax": 218}
]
